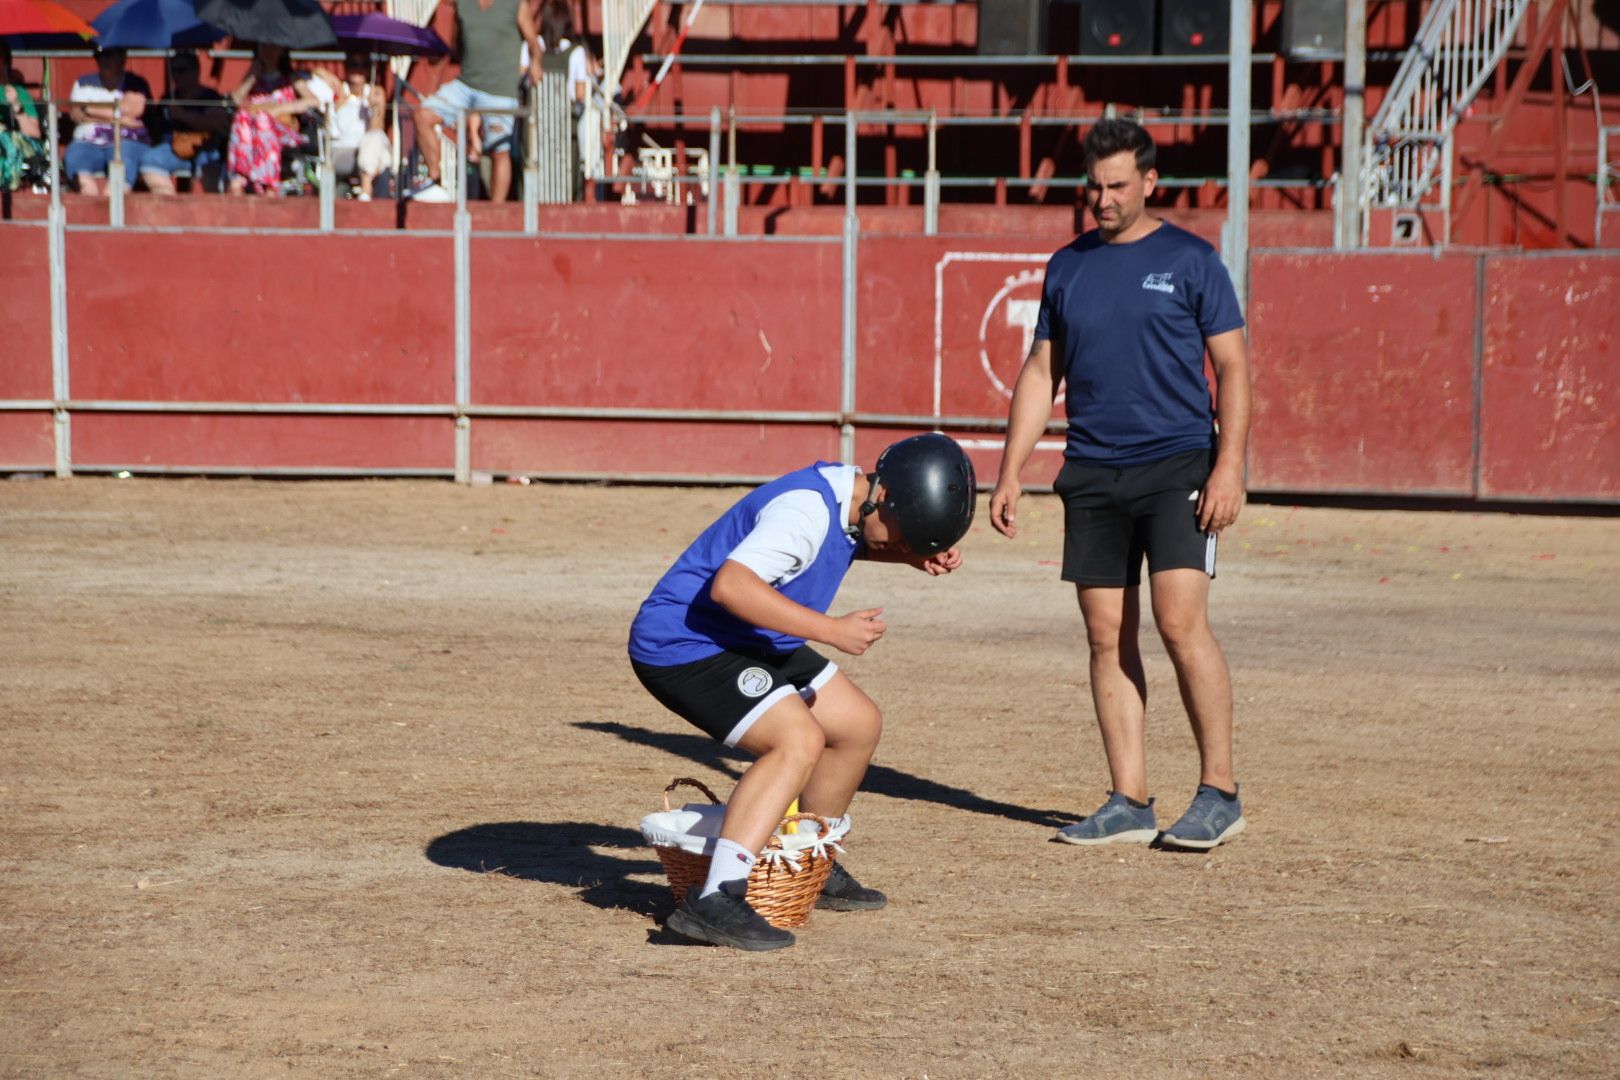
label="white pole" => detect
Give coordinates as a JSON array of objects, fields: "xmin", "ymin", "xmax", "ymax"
[
  {"xmin": 1338, "ymin": 0, "xmax": 1367, "ymax": 249},
  {"xmin": 1225, "ymin": 2, "xmax": 1251, "ymax": 314}
]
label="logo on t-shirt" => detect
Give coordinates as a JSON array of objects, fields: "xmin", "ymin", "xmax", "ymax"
[
  {"xmin": 1141, "ymin": 272, "xmax": 1175, "ymax": 294},
  {"xmin": 737, "ymin": 667, "xmax": 774, "ymax": 698}
]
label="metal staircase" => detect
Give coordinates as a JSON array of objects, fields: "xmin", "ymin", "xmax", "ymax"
[{"xmin": 1358, "ymin": 0, "xmax": 1534, "ymax": 242}]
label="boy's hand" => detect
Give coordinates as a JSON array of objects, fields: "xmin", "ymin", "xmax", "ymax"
[
  {"xmin": 827, "ymin": 607, "xmax": 886, "ymax": 655},
  {"xmin": 914, "ymin": 547, "xmax": 962, "ymax": 576}
]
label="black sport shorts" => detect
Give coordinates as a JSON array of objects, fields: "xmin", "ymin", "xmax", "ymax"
[
  {"xmin": 631, "ymin": 645, "xmax": 838, "ymax": 747},
  {"xmin": 1052, "ymin": 448, "xmax": 1217, "ymax": 587}
]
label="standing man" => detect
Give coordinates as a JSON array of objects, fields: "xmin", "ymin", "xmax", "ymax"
[
  {"xmin": 411, "ymin": 0, "xmax": 542, "ymax": 202},
  {"xmin": 989, "ymin": 118, "xmax": 1252, "ymax": 851}
]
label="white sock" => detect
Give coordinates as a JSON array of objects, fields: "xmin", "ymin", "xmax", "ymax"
[{"xmin": 699, "ymin": 838, "xmax": 757, "ymax": 898}]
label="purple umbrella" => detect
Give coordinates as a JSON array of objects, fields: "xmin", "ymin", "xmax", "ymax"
[{"xmin": 330, "ymin": 13, "xmax": 448, "ymax": 57}]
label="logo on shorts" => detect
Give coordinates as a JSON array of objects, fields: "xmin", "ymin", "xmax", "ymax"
[
  {"xmin": 1142, "ymin": 272, "xmax": 1175, "ymax": 294},
  {"xmin": 737, "ymin": 667, "xmax": 773, "ymax": 698}
]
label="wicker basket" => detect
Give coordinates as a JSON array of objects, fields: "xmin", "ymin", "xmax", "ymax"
[{"xmin": 646, "ymin": 777, "xmax": 837, "ymax": 929}]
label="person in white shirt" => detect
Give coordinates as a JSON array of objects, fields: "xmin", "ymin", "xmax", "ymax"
[{"xmin": 307, "ymin": 56, "xmax": 391, "ymax": 200}]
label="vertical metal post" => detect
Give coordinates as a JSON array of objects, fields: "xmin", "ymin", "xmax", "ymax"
[
  {"xmin": 319, "ymin": 107, "xmax": 335, "ymax": 233},
  {"xmin": 1337, "ymin": 0, "xmax": 1367, "ymax": 249},
  {"xmin": 1224, "ymin": 2, "xmax": 1251, "ymax": 316},
  {"xmin": 924, "ymin": 110, "xmax": 939, "ymax": 236},
  {"xmin": 723, "ymin": 107, "xmax": 739, "ymax": 236},
  {"xmin": 524, "ymin": 84, "xmax": 540, "ymax": 234},
  {"xmin": 1441, "ymin": 132, "xmax": 1454, "ymax": 246},
  {"xmin": 840, "ymin": 111, "xmax": 858, "ymax": 465},
  {"xmin": 47, "ymin": 101, "xmax": 71, "ymax": 478},
  {"xmin": 453, "ymin": 111, "xmax": 472, "ymax": 484},
  {"xmin": 707, "ymin": 106, "xmax": 719, "ymax": 235},
  {"xmin": 109, "ymin": 100, "xmax": 125, "ymax": 228}
]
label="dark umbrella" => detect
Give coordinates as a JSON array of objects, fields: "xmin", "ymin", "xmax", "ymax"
[
  {"xmin": 192, "ymin": 0, "xmax": 336, "ymax": 49},
  {"xmin": 91, "ymin": 0, "xmax": 224, "ymax": 49},
  {"xmin": 330, "ymin": 13, "xmax": 448, "ymax": 57}
]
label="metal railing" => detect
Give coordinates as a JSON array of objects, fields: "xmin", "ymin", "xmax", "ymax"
[{"xmin": 1359, "ymin": 0, "xmax": 1533, "ymax": 241}]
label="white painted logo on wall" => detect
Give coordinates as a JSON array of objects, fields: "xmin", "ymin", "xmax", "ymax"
[{"xmin": 977, "ymin": 268, "xmax": 1046, "ymax": 399}]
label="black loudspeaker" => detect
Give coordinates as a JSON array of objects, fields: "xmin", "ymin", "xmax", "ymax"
[
  {"xmin": 1159, "ymin": 0, "xmax": 1229, "ymax": 55},
  {"xmin": 978, "ymin": 0, "xmax": 1048, "ymax": 55},
  {"xmin": 1078, "ymin": 0, "xmax": 1154, "ymax": 56},
  {"xmin": 1282, "ymin": 0, "xmax": 1346, "ymax": 59}
]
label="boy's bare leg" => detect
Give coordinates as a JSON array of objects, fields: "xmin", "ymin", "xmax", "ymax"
[
  {"xmin": 1148, "ymin": 568, "xmax": 1235, "ymax": 791},
  {"xmin": 725, "ymin": 697, "xmax": 827, "ymax": 855},
  {"xmin": 798, "ymin": 672, "xmax": 882, "ymax": 821},
  {"xmin": 1077, "ymin": 584, "xmax": 1150, "ymax": 802}
]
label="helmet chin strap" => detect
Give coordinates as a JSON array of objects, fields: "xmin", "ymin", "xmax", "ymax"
[{"xmin": 849, "ymin": 472, "xmax": 881, "ymax": 540}]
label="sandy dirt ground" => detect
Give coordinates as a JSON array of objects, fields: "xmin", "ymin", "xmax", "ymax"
[{"xmin": 1, "ymin": 476, "xmax": 1617, "ymax": 1079}]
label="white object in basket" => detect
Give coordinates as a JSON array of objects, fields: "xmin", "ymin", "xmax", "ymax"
[{"xmin": 640, "ymin": 803, "xmax": 850, "ymax": 869}]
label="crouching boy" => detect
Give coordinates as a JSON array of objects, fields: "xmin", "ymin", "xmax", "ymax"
[{"xmin": 628, "ymin": 434, "xmax": 977, "ymax": 951}]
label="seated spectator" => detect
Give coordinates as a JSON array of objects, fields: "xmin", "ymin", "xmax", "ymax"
[
  {"xmin": 65, "ymin": 46, "xmax": 154, "ymax": 196},
  {"xmin": 139, "ymin": 51, "xmax": 231, "ymax": 196},
  {"xmin": 0, "ymin": 41, "xmax": 48, "ymax": 191},
  {"xmin": 306, "ymin": 55, "xmax": 391, "ymax": 201},
  {"xmin": 225, "ymin": 41, "xmax": 320, "ymax": 196}
]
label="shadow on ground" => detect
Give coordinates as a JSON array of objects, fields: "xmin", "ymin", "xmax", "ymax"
[
  {"xmin": 575, "ymin": 720, "xmax": 1078, "ymax": 830},
  {"xmin": 424, "ymin": 821, "xmax": 672, "ymax": 918}
]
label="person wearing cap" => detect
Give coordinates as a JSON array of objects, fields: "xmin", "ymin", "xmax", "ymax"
[
  {"xmin": 627, "ymin": 434, "xmax": 977, "ymax": 951},
  {"xmin": 64, "ymin": 46, "xmax": 154, "ymax": 195}
]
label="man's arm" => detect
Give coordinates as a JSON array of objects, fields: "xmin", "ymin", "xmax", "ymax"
[
  {"xmin": 989, "ymin": 338, "xmax": 1059, "ymax": 538},
  {"xmin": 518, "ymin": 1, "xmax": 543, "ymax": 85},
  {"xmin": 1199, "ymin": 327, "xmax": 1251, "ymax": 533},
  {"xmin": 709, "ymin": 561, "xmax": 887, "ymax": 655}
]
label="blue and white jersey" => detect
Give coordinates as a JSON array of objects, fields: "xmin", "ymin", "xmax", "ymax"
[
  {"xmin": 1035, "ymin": 221, "xmax": 1244, "ymax": 468},
  {"xmin": 628, "ymin": 463, "xmax": 862, "ymax": 666}
]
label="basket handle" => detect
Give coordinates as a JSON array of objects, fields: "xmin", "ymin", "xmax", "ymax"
[{"xmin": 662, "ymin": 776, "xmax": 721, "ymax": 811}]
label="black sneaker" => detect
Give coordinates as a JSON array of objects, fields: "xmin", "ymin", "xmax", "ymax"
[
  {"xmin": 665, "ymin": 886, "xmax": 795, "ymax": 951},
  {"xmin": 814, "ymin": 861, "xmax": 887, "ymax": 911}
]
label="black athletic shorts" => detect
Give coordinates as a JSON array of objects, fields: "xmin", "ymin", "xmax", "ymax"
[
  {"xmin": 1052, "ymin": 448, "xmax": 1217, "ymax": 587},
  {"xmin": 631, "ymin": 645, "xmax": 838, "ymax": 747}
]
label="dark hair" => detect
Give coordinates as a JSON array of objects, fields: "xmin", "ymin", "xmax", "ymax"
[
  {"xmin": 541, "ymin": 0, "xmax": 576, "ymax": 47},
  {"xmin": 1083, "ymin": 118, "xmax": 1156, "ymax": 174}
]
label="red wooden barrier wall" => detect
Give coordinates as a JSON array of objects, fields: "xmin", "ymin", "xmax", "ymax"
[
  {"xmin": 1247, "ymin": 251, "xmax": 1479, "ymax": 497},
  {"xmin": 1480, "ymin": 256, "xmax": 1619, "ymax": 501},
  {"xmin": 0, "ymin": 222, "xmax": 1614, "ymax": 502},
  {"xmin": 0, "ymin": 225, "xmax": 54, "ymax": 468}
]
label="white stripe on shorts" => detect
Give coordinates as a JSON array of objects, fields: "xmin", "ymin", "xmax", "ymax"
[
  {"xmin": 721, "ymin": 660, "xmax": 841, "ymax": 748},
  {"xmin": 1205, "ymin": 531, "xmax": 1218, "ymax": 577}
]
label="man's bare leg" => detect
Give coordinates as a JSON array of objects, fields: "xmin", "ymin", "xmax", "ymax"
[
  {"xmin": 489, "ymin": 150, "xmax": 512, "ymax": 202},
  {"xmin": 1078, "ymin": 584, "xmax": 1150, "ymax": 802},
  {"xmin": 413, "ymin": 107, "xmax": 444, "ymax": 182},
  {"xmin": 1149, "ymin": 568, "xmax": 1235, "ymax": 791}
]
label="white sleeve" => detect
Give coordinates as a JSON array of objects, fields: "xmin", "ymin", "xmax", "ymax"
[
  {"xmin": 569, "ymin": 47, "xmax": 590, "ymax": 87},
  {"xmin": 725, "ymin": 490, "xmax": 831, "ymax": 586}
]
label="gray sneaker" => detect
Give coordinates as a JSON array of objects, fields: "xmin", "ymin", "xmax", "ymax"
[
  {"xmin": 1055, "ymin": 791, "xmax": 1158, "ymax": 846},
  {"xmin": 1160, "ymin": 784, "xmax": 1246, "ymax": 850}
]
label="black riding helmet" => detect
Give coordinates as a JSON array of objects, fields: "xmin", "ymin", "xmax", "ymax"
[{"xmin": 853, "ymin": 433, "xmax": 977, "ymax": 555}]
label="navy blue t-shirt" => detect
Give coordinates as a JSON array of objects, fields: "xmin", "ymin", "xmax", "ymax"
[{"xmin": 1034, "ymin": 222, "xmax": 1244, "ymax": 467}]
